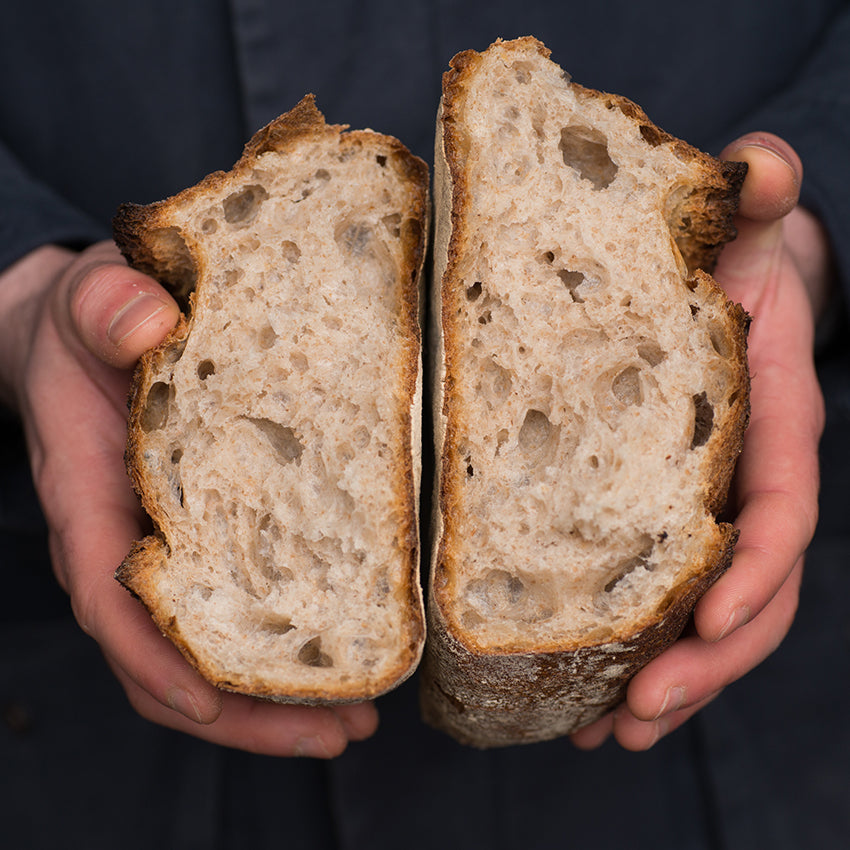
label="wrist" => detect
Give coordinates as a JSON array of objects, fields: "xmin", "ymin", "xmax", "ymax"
[{"xmin": 0, "ymin": 244, "xmax": 75, "ymax": 410}]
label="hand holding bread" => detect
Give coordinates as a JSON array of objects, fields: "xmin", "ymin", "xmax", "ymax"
[{"xmin": 574, "ymin": 135, "xmax": 823, "ymax": 751}]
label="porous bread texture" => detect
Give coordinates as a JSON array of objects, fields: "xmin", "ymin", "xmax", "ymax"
[
  {"xmin": 422, "ymin": 38, "xmax": 749, "ymax": 745},
  {"xmin": 114, "ymin": 96, "xmax": 428, "ymax": 703}
]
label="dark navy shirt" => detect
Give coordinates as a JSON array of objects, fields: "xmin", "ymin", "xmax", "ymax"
[
  {"xmin": 2, "ymin": 1, "xmax": 850, "ymax": 291},
  {"xmin": 2, "ymin": 4, "xmax": 850, "ymax": 848}
]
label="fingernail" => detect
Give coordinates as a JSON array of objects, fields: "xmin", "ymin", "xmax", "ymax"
[
  {"xmin": 649, "ymin": 716, "xmax": 670, "ymax": 748},
  {"xmin": 293, "ymin": 735, "xmax": 333, "ymax": 759},
  {"xmin": 750, "ymin": 143, "xmax": 798, "ymax": 178},
  {"xmin": 717, "ymin": 604, "xmax": 751, "ymax": 641},
  {"xmin": 167, "ymin": 687, "xmax": 204, "ymax": 723},
  {"xmin": 654, "ymin": 685, "xmax": 686, "ymax": 720},
  {"xmin": 107, "ymin": 293, "xmax": 168, "ymax": 346}
]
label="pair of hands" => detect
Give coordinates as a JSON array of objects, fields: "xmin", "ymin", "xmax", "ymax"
[{"xmin": 0, "ymin": 133, "xmax": 827, "ymax": 757}]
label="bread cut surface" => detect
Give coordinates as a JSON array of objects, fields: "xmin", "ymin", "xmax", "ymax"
[
  {"xmin": 114, "ymin": 96, "xmax": 428, "ymax": 703},
  {"xmin": 421, "ymin": 38, "xmax": 749, "ymax": 746}
]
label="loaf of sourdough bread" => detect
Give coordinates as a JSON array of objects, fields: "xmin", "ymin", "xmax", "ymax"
[
  {"xmin": 421, "ymin": 38, "xmax": 750, "ymax": 746},
  {"xmin": 114, "ymin": 96, "xmax": 428, "ymax": 703}
]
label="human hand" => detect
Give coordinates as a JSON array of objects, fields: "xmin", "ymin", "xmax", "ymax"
[
  {"xmin": 571, "ymin": 133, "xmax": 827, "ymax": 751},
  {"xmin": 0, "ymin": 241, "xmax": 378, "ymax": 756}
]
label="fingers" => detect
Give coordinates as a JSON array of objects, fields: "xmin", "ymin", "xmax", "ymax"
[
  {"xmin": 573, "ymin": 559, "xmax": 803, "ymax": 752},
  {"xmin": 707, "ymin": 131, "xmax": 823, "ymax": 647},
  {"xmin": 113, "ymin": 667, "xmax": 378, "ymax": 757},
  {"xmin": 609, "ymin": 693, "xmax": 722, "ymax": 752},
  {"xmin": 20, "ymin": 241, "xmax": 377, "ymax": 757},
  {"xmin": 626, "ymin": 559, "xmax": 802, "ymax": 723},
  {"xmin": 570, "ymin": 712, "xmax": 613, "ymax": 751},
  {"xmin": 55, "ymin": 478, "xmax": 379, "ymax": 757},
  {"xmin": 571, "ymin": 135, "xmax": 819, "ymax": 753},
  {"xmin": 61, "ymin": 241, "xmax": 180, "ymax": 369}
]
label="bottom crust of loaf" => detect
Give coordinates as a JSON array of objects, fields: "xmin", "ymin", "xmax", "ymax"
[{"xmin": 421, "ymin": 523, "xmax": 737, "ymax": 747}]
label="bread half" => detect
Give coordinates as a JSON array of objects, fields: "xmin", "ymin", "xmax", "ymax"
[
  {"xmin": 114, "ymin": 96, "xmax": 428, "ymax": 703},
  {"xmin": 421, "ymin": 38, "xmax": 749, "ymax": 746}
]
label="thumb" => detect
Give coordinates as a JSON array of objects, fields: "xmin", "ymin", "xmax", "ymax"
[
  {"xmin": 67, "ymin": 241, "xmax": 180, "ymax": 369},
  {"xmin": 720, "ymin": 132, "xmax": 802, "ymax": 223},
  {"xmin": 714, "ymin": 133, "xmax": 802, "ymax": 312}
]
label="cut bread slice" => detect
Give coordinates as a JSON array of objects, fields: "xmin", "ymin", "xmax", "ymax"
[
  {"xmin": 421, "ymin": 38, "xmax": 750, "ymax": 746},
  {"xmin": 114, "ymin": 96, "xmax": 428, "ymax": 703}
]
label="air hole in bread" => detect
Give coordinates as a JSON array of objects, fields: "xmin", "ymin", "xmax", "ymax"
[
  {"xmin": 171, "ymin": 448, "xmax": 183, "ymax": 464},
  {"xmin": 298, "ymin": 169, "xmax": 332, "ymax": 201},
  {"xmin": 289, "ymin": 350, "xmax": 308, "ymax": 371},
  {"xmin": 196, "ymin": 359, "xmax": 216, "ymax": 381},
  {"xmin": 477, "ymin": 357, "xmax": 512, "ymax": 406},
  {"xmin": 252, "ymin": 514, "xmax": 294, "ymax": 584},
  {"xmin": 353, "ymin": 425, "xmax": 371, "ymax": 449},
  {"xmin": 466, "ymin": 569, "xmax": 526, "ymax": 613},
  {"xmin": 495, "ymin": 428, "xmax": 510, "ymax": 456},
  {"xmin": 244, "ymin": 417, "xmax": 304, "ymax": 464},
  {"xmin": 140, "ymin": 381, "xmax": 173, "ymax": 432},
  {"xmin": 258, "ymin": 324, "xmax": 278, "ymax": 350},
  {"xmin": 223, "ymin": 184, "xmax": 269, "ymax": 226},
  {"xmin": 709, "ymin": 327, "xmax": 732, "ymax": 358},
  {"xmin": 201, "ymin": 218, "xmax": 218, "ymax": 234},
  {"xmin": 541, "ymin": 250, "xmax": 556, "ymax": 264},
  {"xmin": 639, "ymin": 123, "xmax": 667, "ymax": 147},
  {"xmin": 191, "ymin": 583, "xmax": 213, "ymax": 601},
  {"xmin": 464, "ymin": 569, "xmax": 555, "ymax": 624},
  {"xmin": 148, "ymin": 227, "xmax": 197, "ymax": 305},
  {"xmin": 690, "ymin": 304, "xmax": 700, "ymax": 318},
  {"xmin": 691, "ymin": 392, "xmax": 714, "ymax": 448},
  {"xmin": 559, "ymin": 125, "xmax": 618, "ymax": 189},
  {"xmin": 557, "ymin": 269, "xmax": 586, "ymax": 302},
  {"xmin": 460, "ymin": 607, "xmax": 485, "ymax": 629},
  {"xmin": 224, "ymin": 268, "xmax": 243, "ymax": 287},
  {"xmin": 518, "ymin": 409, "xmax": 552, "ymax": 452},
  {"xmin": 335, "ymin": 221, "xmax": 374, "ymax": 256},
  {"xmin": 466, "ymin": 281, "xmax": 483, "ymax": 301},
  {"xmin": 512, "ymin": 60, "xmax": 535, "ymax": 84},
  {"xmin": 376, "ymin": 154, "xmax": 387, "ymax": 167},
  {"xmin": 603, "ymin": 538, "xmax": 655, "ymax": 593},
  {"xmin": 280, "ymin": 240, "xmax": 301, "ymax": 264},
  {"xmin": 637, "ymin": 340, "xmax": 667, "ymax": 366},
  {"xmin": 611, "ymin": 366, "xmax": 643, "ymax": 406},
  {"xmin": 478, "ymin": 310, "xmax": 492, "ymax": 324},
  {"xmin": 259, "ymin": 614, "xmax": 295, "ymax": 635},
  {"xmin": 297, "ymin": 636, "xmax": 333, "ymax": 668},
  {"xmin": 382, "ymin": 212, "xmax": 402, "ymax": 237}
]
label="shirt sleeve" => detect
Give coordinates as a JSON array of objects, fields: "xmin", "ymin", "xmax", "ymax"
[{"xmin": 0, "ymin": 137, "xmax": 107, "ymax": 274}]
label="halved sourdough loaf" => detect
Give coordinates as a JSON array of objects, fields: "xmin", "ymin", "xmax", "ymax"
[
  {"xmin": 421, "ymin": 38, "xmax": 750, "ymax": 746},
  {"xmin": 114, "ymin": 96, "xmax": 428, "ymax": 703}
]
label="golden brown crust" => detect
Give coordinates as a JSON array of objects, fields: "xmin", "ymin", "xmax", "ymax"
[
  {"xmin": 422, "ymin": 37, "xmax": 750, "ymax": 746},
  {"xmin": 115, "ymin": 96, "xmax": 429, "ymax": 704}
]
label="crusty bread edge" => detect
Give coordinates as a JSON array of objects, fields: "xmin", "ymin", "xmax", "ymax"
[
  {"xmin": 420, "ymin": 37, "xmax": 750, "ymax": 745},
  {"xmin": 114, "ymin": 96, "xmax": 431, "ymax": 704}
]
